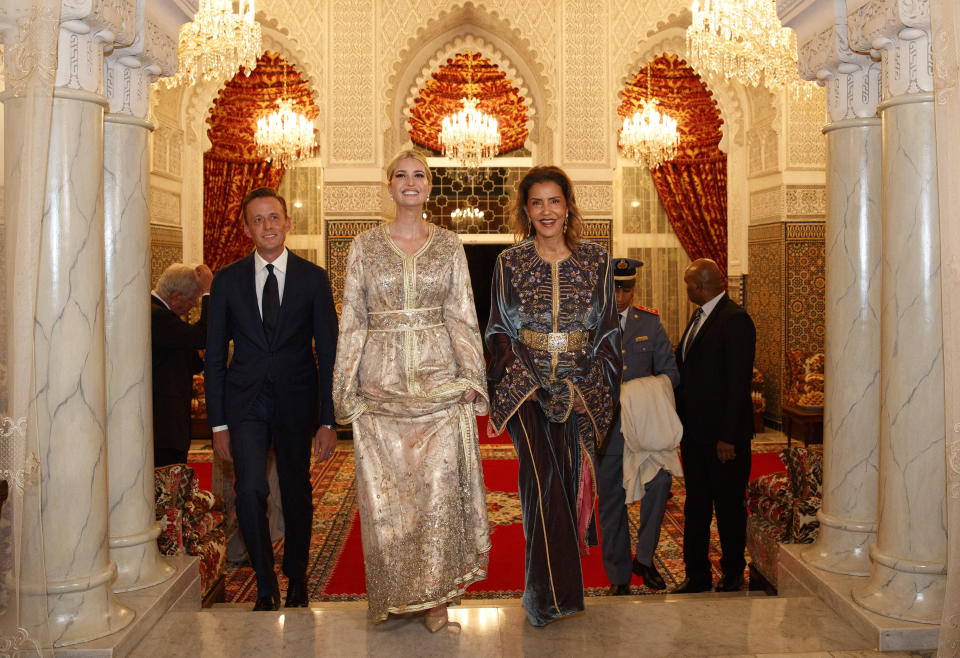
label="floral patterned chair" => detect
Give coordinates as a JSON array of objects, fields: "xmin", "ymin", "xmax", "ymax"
[
  {"xmin": 746, "ymin": 444, "xmax": 823, "ymax": 591},
  {"xmin": 154, "ymin": 463, "xmax": 227, "ymax": 605}
]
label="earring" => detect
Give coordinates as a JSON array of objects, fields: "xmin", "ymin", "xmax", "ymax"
[{"xmin": 563, "ymin": 212, "xmax": 569, "ymax": 232}]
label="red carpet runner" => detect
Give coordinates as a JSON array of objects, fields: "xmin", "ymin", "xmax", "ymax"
[{"xmin": 217, "ymin": 418, "xmax": 786, "ymax": 602}]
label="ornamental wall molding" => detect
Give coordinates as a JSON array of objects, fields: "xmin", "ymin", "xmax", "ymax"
[
  {"xmin": 323, "ymin": 184, "xmax": 384, "ymax": 215},
  {"xmin": 255, "ymin": 6, "xmax": 323, "ymax": 102},
  {"xmin": 256, "ymin": 14, "xmax": 320, "ymax": 101},
  {"xmin": 847, "ymin": 0, "xmax": 933, "ymax": 99},
  {"xmin": 385, "ymin": 2, "xmax": 553, "ymax": 160},
  {"xmin": 576, "ymin": 183, "xmax": 614, "ymax": 214},
  {"xmin": 401, "ymin": 34, "xmax": 536, "ymax": 151},
  {"xmin": 57, "ymin": 0, "xmax": 137, "ymax": 92},
  {"xmin": 106, "ymin": 13, "xmax": 176, "ymax": 118},
  {"xmin": 620, "ymin": 20, "xmax": 746, "ymax": 151}
]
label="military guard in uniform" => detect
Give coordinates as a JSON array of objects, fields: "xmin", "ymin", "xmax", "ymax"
[{"xmin": 597, "ymin": 257, "xmax": 680, "ymax": 594}]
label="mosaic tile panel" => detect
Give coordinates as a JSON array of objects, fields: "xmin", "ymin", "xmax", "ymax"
[
  {"xmin": 747, "ymin": 221, "xmax": 825, "ymax": 423},
  {"xmin": 151, "ymin": 241, "xmax": 183, "ymax": 289},
  {"xmin": 326, "ymin": 219, "xmax": 382, "ymax": 315}
]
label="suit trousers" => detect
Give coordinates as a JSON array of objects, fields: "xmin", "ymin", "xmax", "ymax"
[
  {"xmin": 679, "ymin": 439, "xmax": 751, "ymax": 584},
  {"xmin": 230, "ymin": 382, "xmax": 314, "ymax": 597},
  {"xmin": 597, "ymin": 448, "xmax": 672, "ymax": 585}
]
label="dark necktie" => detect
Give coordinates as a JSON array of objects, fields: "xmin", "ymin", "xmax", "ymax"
[
  {"xmin": 683, "ymin": 307, "xmax": 703, "ymax": 359},
  {"xmin": 262, "ymin": 263, "xmax": 280, "ymax": 341}
]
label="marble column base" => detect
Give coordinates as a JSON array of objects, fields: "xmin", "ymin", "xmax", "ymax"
[
  {"xmin": 56, "ymin": 555, "xmax": 201, "ymax": 656},
  {"xmin": 47, "ymin": 563, "xmax": 134, "ymax": 647},
  {"xmin": 852, "ymin": 545, "xmax": 947, "ymax": 624},
  {"xmin": 111, "ymin": 523, "xmax": 176, "ymax": 593},
  {"xmin": 801, "ymin": 509, "xmax": 876, "ymax": 576},
  {"xmin": 779, "ymin": 544, "xmax": 939, "ymax": 651}
]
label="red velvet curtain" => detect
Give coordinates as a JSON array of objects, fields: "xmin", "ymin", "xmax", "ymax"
[
  {"xmin": 202, "ymin": 157, "xmax": 283, "ymax": 270},
  {"xmin": 651, "ymin": 156, "xmax": 727, "ymax": 274},
  {"xmin": 203, "ymin": 52, "xmax": 318, "ymax": 271},
  {"xmin": 619, "ymin": 54, "xmax": 728, "ymax": 274}
]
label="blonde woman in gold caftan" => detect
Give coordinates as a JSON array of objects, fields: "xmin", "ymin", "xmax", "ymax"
[{"xmin": 332, "ymin": 150, "xmax": 490, "ymax": 632}]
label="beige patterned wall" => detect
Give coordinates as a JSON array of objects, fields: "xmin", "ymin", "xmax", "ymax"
[
  {"xmin": 788, "ymin": 87, "xmax": 827, "ymax": 168},
  {"xmin": 563, "ymin": 0, "xmax": 608, "ymax": 164},
  {"xmin": 329, "ymin": 0, "xmax": 376, "ymax": 164},
  {"xmin": 748, "ymin": 221, "xmax": 825, "ymax": 423}
]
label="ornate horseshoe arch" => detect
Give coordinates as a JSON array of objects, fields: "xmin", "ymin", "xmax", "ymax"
[
  {"xmin": 620, "ymin": 13, "xmax": 747, "ymax": 152},
  {"xmin": 384, "ymin": 3, "xmax": 554, "ymax": 162},
  {"xmin": 401, "ymin": 35, "xmax": 535, "ymax": 154}
]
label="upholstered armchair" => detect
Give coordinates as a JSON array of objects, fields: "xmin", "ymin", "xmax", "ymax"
[
  {"xmin": 154, "ymin": 463, "xmax": 227, "ymax": 604},
  {"xmin": 746, "ymin": 445, "xmax": 823, "ymax": 591}
]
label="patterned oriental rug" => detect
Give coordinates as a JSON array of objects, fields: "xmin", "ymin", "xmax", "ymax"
[{"xmin": 207, "ymin": 420, "xmax": 787, "ymax": 603}]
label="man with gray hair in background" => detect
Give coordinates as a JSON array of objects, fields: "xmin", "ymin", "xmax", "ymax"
[{"xmin": 151, "ymin": 262, "xmax": 213, "ymax": 466}]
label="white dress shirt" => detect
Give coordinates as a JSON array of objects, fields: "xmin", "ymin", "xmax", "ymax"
[
  {"xmin": 253, "ymin": 248, "xmax": 289, "ymax": 318},
  {"xmin": 686, "ymin": 291, "xmax": 725, "ymax": 346}
]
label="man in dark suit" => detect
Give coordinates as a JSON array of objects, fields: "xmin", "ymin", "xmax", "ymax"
[
  {"xmin": 672, "ymin": 258, "xmax": 756, "ymax": 594},
  {"xmin": 599, "ymin": 258, "xmax": 680, "ymax": 595},
  {"xmin": 151, "ymin": 263, "xmax": 213, "ymax": 467},
  {"xmin": 205, "ymin": 187, "xmax": 338, "ymax": 611}
]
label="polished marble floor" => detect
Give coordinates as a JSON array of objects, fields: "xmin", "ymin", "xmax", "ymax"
[{"xmin": 130, "ymin": 594, "xmax": 934, "ymax": 657}]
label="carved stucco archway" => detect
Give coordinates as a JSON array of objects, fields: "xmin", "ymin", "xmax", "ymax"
[
  {"xmin": 618, "ymin": 11, "xmax": 748, "ymax": 153},
  {"xmin": 401, "ymin": 36, "xmax": 535, "ymax": 155},
  {"xmin": 384, "ymin": 2, "xmax": 553, "ymax": 163},
  {"xmin": 176, "ymin": 14, "xmax": 322, "ymax": 269}
]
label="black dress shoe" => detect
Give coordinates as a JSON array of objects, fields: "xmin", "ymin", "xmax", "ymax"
[
  {"xmin": 715, "ymin": 573, "xmax": 744, "ymax": 592},
  {"xmin": 284, "ymin": 579, "xmax": 310, "ymax": 608},
  {"xmin": 253, "ymin": 592, "xmax": 281, "ymax": 611},
  {"xmin": 606, "ymin": 583, "xmax": 631, "ymax": 596},
  {"xmin": 632, "ymin": 558, "xmax": 666, "ymax": 591},
  {"xmin": 670, "ymin": 578, "xmax": 712, "ymax": 594}
]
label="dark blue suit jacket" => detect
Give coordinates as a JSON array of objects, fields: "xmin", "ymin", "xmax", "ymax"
[
  {"xmin": 675, "ymin": 293, "xmax": 756, "ymax": 448},
  {"xmin": 204, "ymin": 251, "xmax": 338, "ymax": 433}
]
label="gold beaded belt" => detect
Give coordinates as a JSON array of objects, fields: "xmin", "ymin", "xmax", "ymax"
[
  {"xmin": 518, "ymin": 328, "xmax": 591, "ymax": 353},
  {"xmin": 367, "ymin": 306, "xmax": 443, "ymax": 331}
]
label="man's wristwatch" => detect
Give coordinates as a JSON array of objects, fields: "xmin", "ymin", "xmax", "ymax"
[{"xmin": 321, "ymin": 424, "xmax": 334, "ymax": 430}]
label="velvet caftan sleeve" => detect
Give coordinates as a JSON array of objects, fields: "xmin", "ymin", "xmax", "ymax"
[
  {"xmin": 485, "ymin": 253, "xmax": 541, "ymax": 435},
  {"xmin": 571, "ymin": 250, "xmax": 621, "ymax": 448}
]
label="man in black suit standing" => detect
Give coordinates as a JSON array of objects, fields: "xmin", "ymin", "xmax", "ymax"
[
  {"xmin": 672, "ymin": 258, "xmax": 756, "ymax": 594},
  {"xmin": 151, "ymin": 263, "xmax": 213, "ymax": 467},
  {"xmin": 205, "ymin": 187, "xmax": 338, "ymax": 611}
]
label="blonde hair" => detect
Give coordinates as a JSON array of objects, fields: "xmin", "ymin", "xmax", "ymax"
[
  {"xmin": 386, "ymin": 149, "xmax": 433, "ymax": 185},
  {"xmin": 511, "ymin": 166, "xmax": 583, "ymax": 251}
]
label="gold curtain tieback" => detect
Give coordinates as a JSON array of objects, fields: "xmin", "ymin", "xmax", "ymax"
[{"xmin": 519, "ymin": 328, "xmax": 590, "ymax": 353}]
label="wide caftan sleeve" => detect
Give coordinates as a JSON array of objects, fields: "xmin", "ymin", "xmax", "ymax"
[
  {"xmin": 485, "ymin": 254, "xmax": 539, "ymax": 435},
  {"xmin": 443, "ymin": 240, "xmax": 490, "ymax": 415},
  {"xmin": 332, "ymin": 239, "xmax": 369, "ymax": 424},
  {"xmin": 572, "ymin": 251, "xmax": 621, "ymax": 447}
]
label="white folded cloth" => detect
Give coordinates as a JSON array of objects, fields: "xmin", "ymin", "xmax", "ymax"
[{"xmin": 620, "ymin": 374, "xmax": 683, "ymax": 503}]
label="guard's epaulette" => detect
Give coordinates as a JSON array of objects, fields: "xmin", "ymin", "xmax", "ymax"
[{"xmin": 632, "ymin": 303, "xmax": 659, "ymax": 315}]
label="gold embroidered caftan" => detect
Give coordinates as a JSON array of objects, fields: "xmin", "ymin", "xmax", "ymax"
[{"xmin": 332, "ymin": 224, "xmax": 490, "ymax": 622}]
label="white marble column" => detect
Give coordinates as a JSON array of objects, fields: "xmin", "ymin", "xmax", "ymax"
[
  {"xmin": 37, "ymin": 6, "xmax": 135, "ymax": 644},
  {"xmin": 796, "ymin": 36, "xmax": 883, "ymax": 576},
  {"xmin": 103, "ymin": 15, "xmax": 177, "ymax": 593},
  {"xmin": 847, "ymin": 3, "xmax": 947, "ymax": 624}
]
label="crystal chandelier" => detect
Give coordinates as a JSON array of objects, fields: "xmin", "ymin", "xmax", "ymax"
[
  {"xmin": 451, "ymin": 207, "xmax": 485, "ymax": 221},
  {"xmin": 686, "ymin": 0, "xmax": 817, "ymax": 98},
  {"xmin": 439, "ymin": 53, "xmax": 501, "ymax": 170},
  {"xmin": 161, "ymin": 0, "xmax": 262, "ymax": 89},
  {"xmin": 618, "ymin": 65, "xmax": 679, "ymax": 169},
  {"xmin": 255, "ymin": 65, "xmax": 317, "ymax": 168}
]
